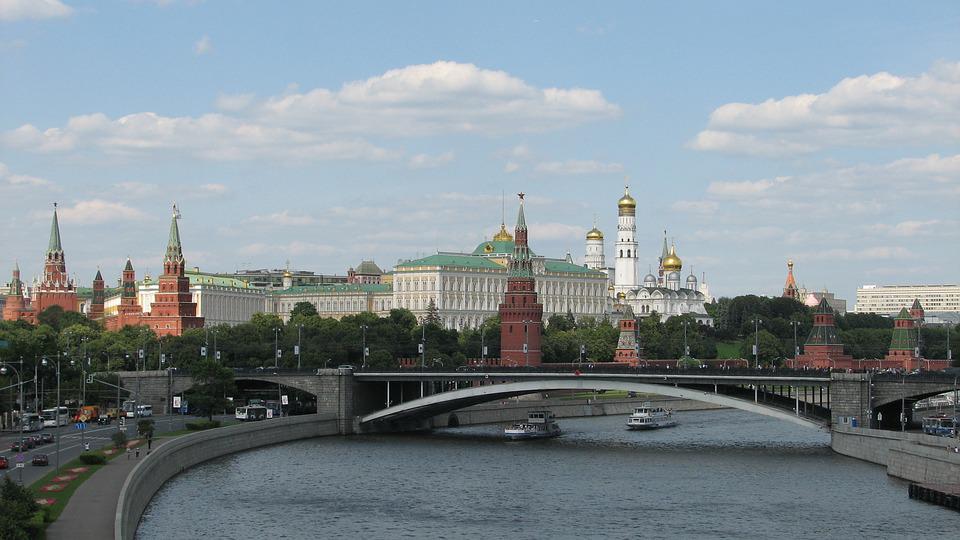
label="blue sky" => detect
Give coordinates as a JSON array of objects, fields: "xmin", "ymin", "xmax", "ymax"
[{"xmin": 2, "ymin": 0, "xmax": 959, "ymax": 303}]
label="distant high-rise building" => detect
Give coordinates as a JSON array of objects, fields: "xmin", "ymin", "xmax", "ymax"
[{"xmin": 855, "ymin": 284, "xmax": 960, "ymax": 315}]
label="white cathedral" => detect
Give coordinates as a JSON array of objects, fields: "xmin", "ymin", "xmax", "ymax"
[{"xmin": 584, "ymin": 186, "xmax": 713, "ymax": 325}]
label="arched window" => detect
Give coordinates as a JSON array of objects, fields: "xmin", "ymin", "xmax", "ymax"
[{"xmin": 627, "ymin": 249, "xmax": 631, "ymax": 258}]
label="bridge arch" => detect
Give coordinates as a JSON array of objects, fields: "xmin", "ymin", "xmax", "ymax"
[{"xmin": 360, "ymin": 379, "xmax": 827, "ymax": 429}]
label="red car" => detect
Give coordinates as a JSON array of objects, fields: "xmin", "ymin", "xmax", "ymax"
[{"xmin": 0, "ymin": 455, "xmax": 8, "ymax": 469}]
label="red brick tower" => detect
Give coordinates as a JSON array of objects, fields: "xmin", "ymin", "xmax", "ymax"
[
  {"xmin": 792, "ymin": 297, "xmax": 853, "ymax": 368},
  {"xmin": 88, "ymin": 269, "xmax": 105, "ymax": 321},
  {"xmin": 106, "ymin": 258, "xmax": 143, "ymax": 330},
  {"xmin": 885, "ymin": 307, "xmax": 919, "ymax": 370},
  {"xmin": 498, "ymin": 193, "xmax": 543, "ymax": 367},
  {"xmin": 2, "ymin": 262, "xmax": 37, "ymax": 323},
  {"xmin": 614, "ymin": 306, "xmax": 640, "ymax": 365},
  {"xmin": 909, "ymin": 298, "xmax": 925, "ymax": 324},
  {"xmin": 142, "ymin": 206, "xmax": 204, "ymax": 337},
  {"xmin": 782, "ymin": 259, "xmax": 799, "ymax": 300},
  {"xmin": 32, "ymin": 204, "xmax": 78, "ymax": 314}
]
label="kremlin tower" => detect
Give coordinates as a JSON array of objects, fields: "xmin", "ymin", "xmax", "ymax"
[
  {"xmin": 105, "ymin": 258, "xmax": 144, "ymax": 331},
  {"xmin": 614, "ymin": 185, "xmax": 638, "ymax": 296},
  {"xmin": 142, "ymin": 205, "xmax": 204, "ymax": 337},
  {"xmin": 791, "ymin": 297, "xmax": 853, "ymax": 369},
  {"xmin": 498, "ymin": 193, "xmax": 543, "ymax": 367},
  {"xmin": 885, "ymin": 307, "xmax": 920, "ymax": 370},
  {"xmin": 614, "ymin": 305, "xmax": 640, "ymax": 365},
  {"xmin": 32, "ymin": 204, "xmax": 78, "ymax": 314},
  {"xmin": 2, "ymin": 263, "xmax": 36, "ymax": 323},
  {"xmin": 783, "ymin": 260, "xmax": 799, "ymax": 300},
  {"xmin": 88, "ymin": 269, "xmax": 105, "ymax": 321}
]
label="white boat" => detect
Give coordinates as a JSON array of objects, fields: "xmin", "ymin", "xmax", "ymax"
[
  {"xmin": 504, "ymin": 410, "xmax": 562, "ymax": 440},
  {"xmin": 626, "ymin": 403, "xmax": 677, "ymax": 430}
]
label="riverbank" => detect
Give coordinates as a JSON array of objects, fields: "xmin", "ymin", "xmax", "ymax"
[{"xmin": 831, "ymin": 425, "xmax": 960, "ymax": 483}]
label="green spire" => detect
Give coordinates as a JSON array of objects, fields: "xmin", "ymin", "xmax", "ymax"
[
  {"xmin": 165, "ymin": 204, "xmax": 183, "ymax": 262},
  {"xmin": 660, "ymin": 230, "xmax": 669, "ymax": 260},
  {"xmin": 889, "ymin": 308, "xmax": 918, "ymax": 352},
  {"xmin": 515, "ymin": 194, "xmax": 527, "ymax": 230},
  {"xmin": 48, "ymin": 203, "xmax": 63, "ymax": 254},
  {"xmin": 124, "ymin": 258, "xmax": 134, "ymax": 272},
  {"xmin": 94, "ymin": 268, "xmax": 103, "ymax": 281}
]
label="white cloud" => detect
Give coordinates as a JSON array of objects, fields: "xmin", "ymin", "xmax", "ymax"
[
  {"xmin": 707, "ymin": 176, "xmax": 789, "ymax": 198},
  {"xmin": 408, "ymin": 151, "xmax": 454, "ymax": 169},
  {"xmin": 528, "ymin": 222, "xmax": 584, "ymax": 241},
  {"xmin": 671, "ymin": 200, "xmax": 718, "ymax": 214},
  {"xmin": 800, "ymin": 246, "xmax": 912, "ymax": 262},
  {"xmin": 47, "ymin": 200, "xmax": 147, "ymax": 225},
  {"xmin": 239, "ymin": 241, "xmax": 336, "ymax": 257},
  {"xmin": 193, "ymin": 35, "xmax": 212, "ymax": 55},
  {"xmin": 504, "ymin": 161, "xmax": 521, "ymax": 173},
  {"xmin": 868, "ymin": 220, "xmax": 951, "ymax": 238},
  {"xmin": 0, "ymin": 162, "xmax": 51, "ymax": 186},
  {"xmin": 534, "ymin": 160, "xmax": 623, "ymax": 175},
  {"xmin": 113, "ymin": 181, "xmax": 158, "ymax": 198},
  {"xmin": 4, "ymin": 62, "xmax": 617, "ymax": 163},
  {"xmin": 224, "ymin": 61, "xmax": 620, "ymax": 136},
  {"xmin": 198, "ymin": 183, "xmax": 227, "ymax": 195},
  {"xmin": 3, "ymin": 112, "xmax": 398, "ymax": 162},
  {"xmin": 0, "ymin": 0, "xmax": 72, "ymax": 22},
  {"xmin": 690, "ymin": 61, "xmax": 960, "ymax": 155},
  {"xmin": 244, "ymin": 211, "xmax": 316, "ymax": 227}
]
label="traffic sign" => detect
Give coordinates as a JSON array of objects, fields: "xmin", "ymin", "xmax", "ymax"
[
  {"xmin": 15, "ymin": 463, "xmax": 23, "ymax": 469},
  {"xmin": 75, "ymin": 422, "xmax": 85, "ymax": 431},
  {"xmin": 173, "ymin": 396, "xmax": 181, "ymax": 409},
  {"xmin": 15, "ymin": 453, "xmax": 24, "ymax": 463},
  {"xmin": 281, "ymin": 395, "xmax": 288, "ymax": 406}
]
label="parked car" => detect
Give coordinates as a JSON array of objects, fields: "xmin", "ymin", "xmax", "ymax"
[
  {"xmin": 31, "ymin": 454, "xmax": 49, "ymax": 466},
  {"xmin": 97, "ymin": 414, "xmax": 112, "ymax": 425},
  {"xmin": 40, "ymin": 433, "xmax": 55, "ymax": 444},
  {"xmin": 0, "ymin": 456, "xmax": 8, "ymax": 469}
]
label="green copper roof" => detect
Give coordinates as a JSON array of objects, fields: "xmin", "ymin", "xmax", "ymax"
[
  {"xmin": 543, "ymin": 260, "xmax": 606, "ymax": 276},
  {"xmin": 165, "ymin": 207, "xmax": 183, "ymax": 262},
  {"xmin": 48, "ymin": 206, "xmax": 63, "ymax": 253},
  {"xmin": 471, "ymin": 240, "xmax": 525, "ymax": 256},
  {"xmin": 77, "ymin": 287, "xmax": 120, "ymax": 300},
  {"xmin": 94, "ymin": 269, "xmax": 103, "ymax": 281},
  {"xmin": 124, "ymin": 258, "xmax": 134, "ymax": 272},
  {"xmin": 397, "ymin": 254, "xmax": 505, "ymax": 270},
  {"xmin": 515, "ymin": 200, "xmax": 527, "ymax": 230},
  {"xmin": 814, "ymin": 297, "xmax": 832, "ymax": 314},
  {"xmin": 355, "ymin": 260, "xmax": 383, "ymax": 275},
  {"xmin": 271, "ymin": 283, "xmax": 392, "ymax": 296},
  {"xmin": 660, "ymin": 232, "xmax": 669, "ymax": 260}
]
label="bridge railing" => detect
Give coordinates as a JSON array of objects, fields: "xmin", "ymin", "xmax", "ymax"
[{"xmin": 354, "ymin": 364, "xmax": 834, "ymax": 378}]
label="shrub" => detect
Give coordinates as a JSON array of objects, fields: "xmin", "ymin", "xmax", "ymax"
[
  {"xmin": 111, "ymin": 431, "xmax": 128, "ymax": 449},
  {"xmin": 185, "ymin": 420, "xmax": 221, "ymax": 431},
  {"xmin": 78, "ymin": 453, "xmax": 107, "ymax": 465}
]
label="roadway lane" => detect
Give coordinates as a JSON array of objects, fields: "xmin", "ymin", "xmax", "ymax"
[{"xmin": 0, "ymin": 414, "xmax": 214, "ymax": 485}]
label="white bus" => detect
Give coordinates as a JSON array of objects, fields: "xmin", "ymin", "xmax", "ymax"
[
  {"xmin": 122, "ymin": 401, "xmax": 153, "ymax": 418},
  {"xmin": 21, "ymin": 412, "xmax": 43, "ymax": 432},
  {"xmin": 42, "ymin": 406, "xmax": 70, "ymax": 427},
  {"xmin": 235, "ymin": 405, "xmax": 268, "ymax": 422}
]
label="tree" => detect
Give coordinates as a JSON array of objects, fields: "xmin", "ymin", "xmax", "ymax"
[
  {"xmin": 186, "ymin": 359, "xmax": 235, "ymax": 421},
  {"xmin": 739, "ymin": 329, "xmax": 785, "ymax": 366},
  {"xmin": 291, "ymin": 301, "xmax": 318, "ymax": 318},
  {"xmin": 0, "ymin": 477, "xmax": 40, "ymax": 540},
  {"xmin": 424, "ymin": 298, "xmax": 441, "ymax": 326}
]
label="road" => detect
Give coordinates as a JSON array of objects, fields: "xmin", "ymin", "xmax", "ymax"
[{"xmin": 0, "ymin": 414, "xmax": 208, "ymax": 486}]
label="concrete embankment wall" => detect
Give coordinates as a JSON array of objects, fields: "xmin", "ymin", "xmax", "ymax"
[
  {"xmin": 831, "ymin": 425, "xmax": 960, "ymax": 483},
  {"xmin": 432, "ymin": 396, "xmax": 723, "ymax": 427},
  {"xmin": 116, "ymin": 414, "xmax": 338, "ymax": 540}
]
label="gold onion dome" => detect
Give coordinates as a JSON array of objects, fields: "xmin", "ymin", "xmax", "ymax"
[
  {"xmin": 662, "ymin": 244, "xmax": 682, "ymax": 271},
  {"xmin": 618, "ymin": 187, "xmax": 636, "ymax": 210},
  {"xmin": 586, "ymin": 227, "xmax": 604, "ymax": 240},
  {"xmin": 492, "ymin": 223, "xmax": 514, "ymax": 242}
]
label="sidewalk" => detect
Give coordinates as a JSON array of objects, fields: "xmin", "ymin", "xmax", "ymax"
[{"xmin": 46, "ymin": 440, "xmax": 170, "ymax": 540}]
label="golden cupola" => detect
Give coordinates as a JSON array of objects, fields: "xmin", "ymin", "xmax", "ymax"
[
  {"xmin": 585, "ymin": 227, "xmax": 604, "ymax": 241},
  {"xmin": 617, "ymin": 186, "xmax": 636, "ymax": 216},
  {"xmin": 662, "ymin": 243, "xmax": 682, "ymax": 272},
  {"xmin": 492, "ymin": 222, "xmax": 514, "ymax": 242}
]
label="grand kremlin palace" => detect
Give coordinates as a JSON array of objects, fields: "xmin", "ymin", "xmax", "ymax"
[{"xmin": 268, "ymin": 225, "xmax": 608, "ymax": 329}]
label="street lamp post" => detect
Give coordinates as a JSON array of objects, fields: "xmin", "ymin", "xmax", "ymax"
[
  {"xmin": 480, "ymin": 326, "xmax": 486, "ymax": 367},
  {"xmin": 41, "ymin": 355, "xmax": 62, "ymax": 473},
  {"xmin": 274, "ymin": 327, "xmax": 280, "ymax": 369},
  {"xmin": 790, "ymin": 321, "xmax": 800, "ymax": 367},
  {"xmin": 70, "ymin": 358, "xmax": 86, "ymax": 451},
  {"xmin": 0, "ymin": 363, "xmax": 24, "ymax": 484},
  {"xmin": 682, "ymin": 320, "xmax": 690, "ymax": 357},
  {"xmin": 297, "ymin": 324, "xmax": 303, "ymax": 370},
  {"xmin": 753, "ymin": 318, "xmax": 763, "ymax": 369},
  {"xmin": 361, "ymin": 324, "xmax": 369, "ymax": 369}
]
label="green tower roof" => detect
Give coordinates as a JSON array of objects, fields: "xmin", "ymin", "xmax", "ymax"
[{"xmin": 48, "ymin": 205, "xmax": 63, "ymax": 253}]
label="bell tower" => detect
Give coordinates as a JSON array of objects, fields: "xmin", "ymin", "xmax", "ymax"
[{"xmin": 498, "ymin": 193, "xmax": 543, "ymax": 367}]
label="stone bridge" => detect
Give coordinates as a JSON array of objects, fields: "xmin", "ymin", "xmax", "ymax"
[{"xmin": 110, "ymin": 367, "xmax": 959, "ymax": 434}]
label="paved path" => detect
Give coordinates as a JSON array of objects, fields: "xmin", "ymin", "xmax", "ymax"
[{"xmin": 46, "ymin": 439, "xmax": 171, "ymax": 540}]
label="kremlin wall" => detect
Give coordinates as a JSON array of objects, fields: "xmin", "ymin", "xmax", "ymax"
[{"xmin": 2, "ymin": 189, "xmax": 957, "ymax": 371}]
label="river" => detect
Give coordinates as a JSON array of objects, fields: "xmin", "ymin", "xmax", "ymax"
[{"xmin": 136, "ymin": 409, "xmax": 956, "ymax": 539}]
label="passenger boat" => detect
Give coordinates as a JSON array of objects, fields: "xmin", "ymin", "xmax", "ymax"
[
  {"xmin": 626, "ymin": 403, "xmax": 677, "ymax": 430},
  {"xmin": 504, "ymin": 410, "xmax": 562, "ymax": 440}
]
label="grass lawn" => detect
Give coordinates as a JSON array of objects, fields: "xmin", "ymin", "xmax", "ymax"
[{"xmin": 716, "ymin": 341, "xmax": 743, "ymax": 359}]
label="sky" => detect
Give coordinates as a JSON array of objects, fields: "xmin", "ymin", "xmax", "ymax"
[{"xmin": 1, "ymin": 0, "xmax": 959, "ymax": 303}]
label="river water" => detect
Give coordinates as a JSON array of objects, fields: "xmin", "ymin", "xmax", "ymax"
[{"xmin": 137, "ymin": 409, "xmax": 956, "ymax": 539}]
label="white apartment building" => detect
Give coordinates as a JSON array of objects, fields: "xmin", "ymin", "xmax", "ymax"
[{"xmin": 854, "ymin": 284, "xmax": 960, "ymax": 315}]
